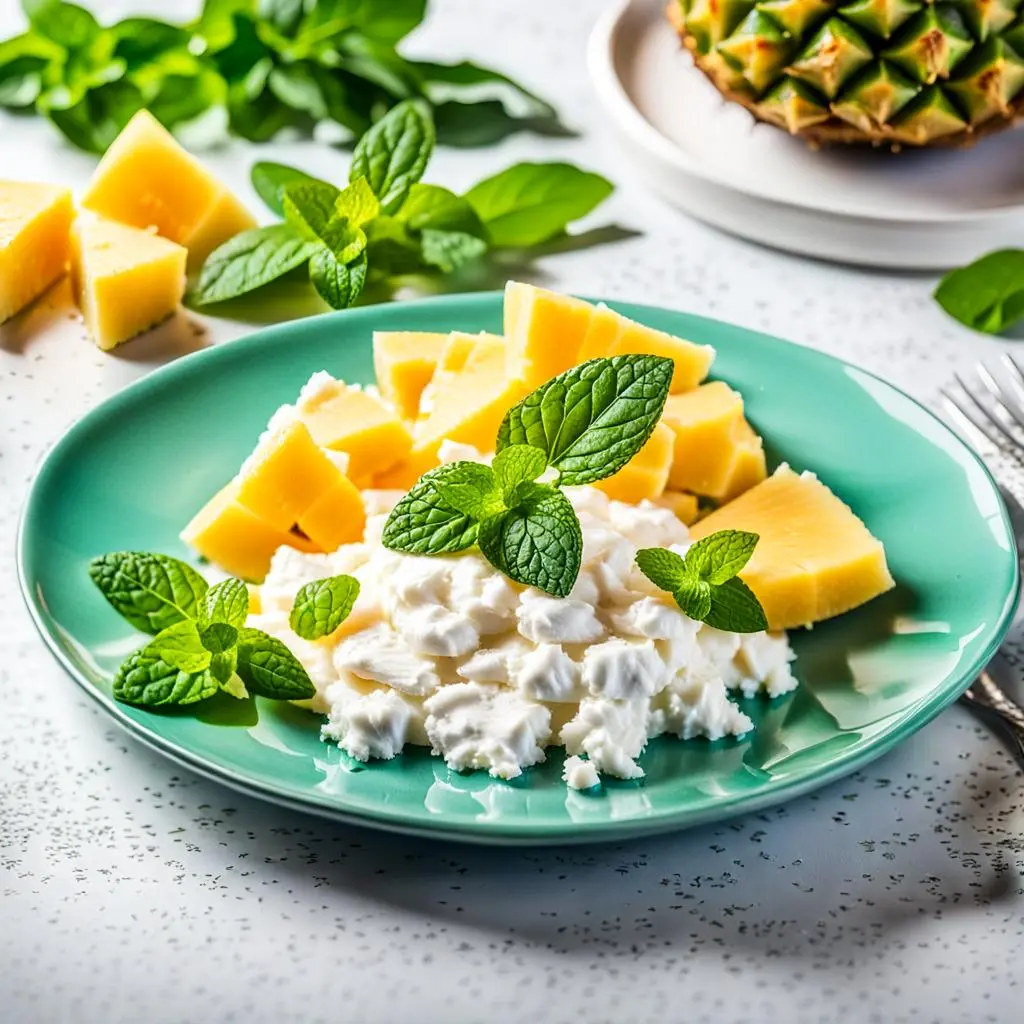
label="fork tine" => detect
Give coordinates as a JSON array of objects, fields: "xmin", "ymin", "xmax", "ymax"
[
  {"xmin": 945, "ymin": 375, "xmax": 1021, "ymax": 450},
  {"xmin": 975, "ymin": 363, "xmax": 1024, "ymax": 435},
  {"xmin": 942, "ymin": 387, "xmax": 1002, "ymax": 449},
  {"xmin": 1002, "ymin": 352, "xmax": 1024, "ymax": 393}
]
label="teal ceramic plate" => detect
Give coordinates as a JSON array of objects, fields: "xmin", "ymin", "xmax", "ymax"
[{"xmin": 19, "ymin": 294, "xmax": 1019, "ymax": 845}]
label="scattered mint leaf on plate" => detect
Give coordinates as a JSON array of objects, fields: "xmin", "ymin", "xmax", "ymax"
[
  {"xmin": 935, "ymin": 250, "xmax": 1024, "ymax": 335},
  {"xmin": 684, "ymin": 529, "xmax": 759, "ymax": 586},
  {"xmin": 289, "ymin": 575, "xmax": 361, "ymax": 641},
  {"xmin": 633, "ymin": 547, "xmax": 688, "ymax": 594},
  {"xmin": 143, "ymin": 619, "xmax": 212, "ymax": 673},
  {"xmin": 703, "ymin": 576, "xmax": 767, "ymax": 633},
  {"xmin": 113, "ymin": 648, "xmax": 218, "ymax": 707},
  {"xmin": 89, "ymin": 551, "xmax": 208, "ymax": 636},
  {"xmin": 673, "ymin": 577, "xmax": 712, "ymax": 622},
  {"xmin": 236, "ymin": 627, "xmax": 316, "ymax": 700}
]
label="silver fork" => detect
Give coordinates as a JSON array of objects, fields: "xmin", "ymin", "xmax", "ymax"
[{"xmin": 941, "ymin": 358, "xmax": 1024, "ymax": 769}]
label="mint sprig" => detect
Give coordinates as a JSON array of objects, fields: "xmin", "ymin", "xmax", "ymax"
[
  {"xmin": 382, "ymin": 355, "xmax": 673, "ymax": 597},
  {"xmin": 635, "ymin": 531, "xmax": 768, "ymax": 633},
  {"xmin": 935, "ymin": 250, "xmax": 1024, "ymax": 335},
  {"xmin": 90, "ymin": 552, "xmax": 358, "ymax": 709}
]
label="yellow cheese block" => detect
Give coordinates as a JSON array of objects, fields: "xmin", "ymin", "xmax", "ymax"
[
  {"xmin": 719, "ymin": 419, "xmax": 768, "ymax": 501},
  {"xmin": 578, "ymin": 303, "xmax": 715, "ymax": 393},
  {"xmin": 690, "ymin": 465, "xmax": 895, "ymax": 630},
  {"xmin": 504, "ymin": 281, "xmax": 592, "ymax": 388},
  {"xmin": 594, "ymin": 422, "xmax": 674, "ymax": 503},
  {"xmin": 373, "ymin": 331, "xmax": 449, "ymax": 420},
  {"xmin": 181, "ymin": 481, "xmax": 319, "ymax": 583},
  {"xmin": 412, "ymin": 334, "xmax": 529, "ymax": 461},
  {"xmin": 0, "ymin": 180, "xmax": 74, "ymax": 323},
  {"xmin": 655, "ymin": 490, "xmax": 700, "ymax": 526},
  {"xmin": 297, "ymin": 474, "xmax": 367, "ymax": 552},
  {"xmin": 80, "ymin": 110, "xmax": 257, "ymax": 271},
  {"xmin": 70, "ymin": 213, "xmax": 186, "ymax": 351},
  {"xmin": 236, "ymin": 420, "xmax": 345, "ymax": 531},
  {"xmin": 663, "ymin": 382, "xmax": 746, "ymax": 498},
  {"xmin": 298, "ymin": 381, "xmax": 413, "ymax": 485},
  {"xmin": 369, "ymin": 448, "xmax": 440, "ymax": 490}
]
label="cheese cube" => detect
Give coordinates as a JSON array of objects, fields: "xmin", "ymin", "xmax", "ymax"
[
  {"xmin": 70, "ymin": 213, "xmax": 186, "ymax": 351},
  {"xmin": 654, "ymin": 490, "xmax": 700, "ymax": 525},
  {"xmin": 80, "ymin": 110, "xmax": 257, "ymax": 271},
  {"xmin": 298, "ymin": 381, "xmax": 413, "ymax": 484},
  {"xmin": 236, "ymin": 420, "xmax": 345, "ymax": 531},
  {"xmin": 369, "ymin": 448, "xmax": 440, "ymax": 490},
  {"xmin": 690, "ymin": 465, "xmax": 894, "ymax": 630},
  {"xmin": 297, "ymin": 474, "xmax": 367, "ymax": 552},
  {"xmin": 719, "ymin": 419, "xmax": 768, "ymax": 501},
  {"xmin": 418, "ymin": 331, "xmax": 505, "ymax": 416},
  {"xmin": 412, "ymin": 335, "xmax": 528, "ymax": 461},
  {"xmin": 594, "ymin": 422, "xmax": 674, "ymax": 503},
  {"xmin": 181, "ymin": 481, "xmax": 319, "ymax": 583},
  {"xmin": 373, "ymin": 330, "xmax": 448, "ymax": 420},
  {"xmin": 578, "ymin": 303, "xmax": 714, "ymax": 393},
  {"xmin": 663, "ymin": 382, "xmax": 746, "ymax": 498},
  {"xmin": 504, "ymin": 281, "xmax": 592, "ymax": 388},
  {"xmin": 0, "ymin": 180, "xmax": 74, "ymax": 323}
]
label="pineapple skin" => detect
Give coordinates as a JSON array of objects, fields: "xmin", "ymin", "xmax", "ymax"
[{"xmin": 668, "ymin": 0, "xmax": 1024, "ymax": 149}]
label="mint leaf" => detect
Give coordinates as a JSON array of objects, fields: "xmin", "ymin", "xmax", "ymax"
[
  {"xmin": 236, "ymin": 627, "xmax": 316, "ymax": 700},
  {"xmin": 251, "ymin": 161, "xmax": 328, "ymax": 216},
  {"xmin": 200, "ymin": 578, "xmax": 249, "ymax": 629},
  {"xmin": 144, "ymin": 620, "xmax": 212, "ymax": 673},
  {"xmin": 673, "ymin": 577, "xmax": 712, "ymax": 622},
  {"xmin": 210, "ymin": 648, "xmax": 239, "ymax": 686},
  {"xmin": 634, "ymin": 547, "xmax": 688, "ymax": 594},
  {"xmin": 219, "ymin": 668, "xmax": 247, "ymax": 698},
  {"xmin": 335, "ymin": 176, "xmax": 380, "ymax": 227},
  {"xmin": 310, "ymin": 248, "xmax": 367, "ymax": 309},
  {"xmin": 350, "ymin": 98, "xmax": 434, "ymax": 214},
  {"xmin": 703, "ymin": 576, "xmax": 768, "ymax": 633},
  {"xmin": 412, "ymin": 60, "xmax": 558, "ymax": 123},
  {"xmin": 429, "ymin": 462, "xmax": 503, "ymax": 520},
  {"xmin": 421, "ymin": 229, "xmax": 487, "ymax": 273},
  {"xmin": 189, "ymin": 225, "xmax": 320, "ymax": 306},
  {"xmin": 684, "ymin": 530, "xmax": 760, "ymax": 586},
  {"xmin": 497, "ymin": 355, "xmax": 673, "ymax": 486},
  {"xmin": 89, "ymin": 552, "xmax": 208, "ymax": 636},
  {"xmin": 282, "ymin": 180, "xmax": 365, "ymax": 262},
  {"xmin": 478, "ymin": 484, "xmax": 582, "ymax": 597},
  {"xmin": 28, "ymin": 2, "xmax": 100, "ymax": 49},
  {"xmin": 382, "ymin": 464, "xmax": 482, "ymax": 555},
  {"xmin": 399, "ymin": 183, "xmax": 486, "ymax": 237},
  {"xmin": 289, "ymin": 575, "xmax": 360, "ymax": 641},
  {"xmin": 935, "ymin": 250, "xmax": 1024, "ymax": 335},
  {"xmin": 200, "ymin": 622, "xmax": 238, "ymax": 654},
  {"xmin": 113, "ymin": 648, "xmax": 218, "ymax": 707},
  {"xmin": 492, "ymin": 444, "xmax": 546, "ymax": 504},
  {"xmin": 465, "ymin": 162, "xmax": 613, "ymax": 248}
]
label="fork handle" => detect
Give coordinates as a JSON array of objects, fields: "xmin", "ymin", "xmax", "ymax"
[
  {"xmin": 960, "ymin": 684, "xmax": 1024, "ymax": 771},
  {"xmin": 972, "ymin": 671, "xmax": 1024, "ymax": 731}
]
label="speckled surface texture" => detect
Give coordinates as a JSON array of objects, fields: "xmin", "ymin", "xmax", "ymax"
[{"xmin": 2, "ymin": 2, "xmax": 1023, "ymax": 1022}]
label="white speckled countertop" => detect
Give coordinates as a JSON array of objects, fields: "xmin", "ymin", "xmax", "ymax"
[{"xmin": 2, "ymin": 2, "xmax": 1023, "ymax": 1022}]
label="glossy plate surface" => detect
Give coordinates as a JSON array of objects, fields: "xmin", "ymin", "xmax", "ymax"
[{"xmin": 19, "ymin": 293, "xmax": 1019, "ymax": 844}]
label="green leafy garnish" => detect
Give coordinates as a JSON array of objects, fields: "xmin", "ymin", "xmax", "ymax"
[
  {"xmin": 935, "ymin": 250, "xmax": 1024, "ymax": 335},
  {"xmin": 200, "ymin": 577, "xmax": 249, "ymax": 629},
  {"xmin": 251, "ymin": 161, "xmax": 328, "ymax": 217},
  {"xmin": 381, "ymin": 463, "xmax": 485, "ymax": 555},
  {"xmin": 143, "ymin": 619, "xmax": 211, "ymax": 673},
  {"xmin": 113, "ymin": 649, "xmax": 219, "ymax": 707},
  {"xmin": 236, "ymin": 627, "xmax": 317, "ymax": 700},
  {"xmin": 289, "ymin": 575, "xmax": 361, "ymax": 641},
  {"xmin": 635, "ymin": 531, "xmax": 769, "ymax": 633}
]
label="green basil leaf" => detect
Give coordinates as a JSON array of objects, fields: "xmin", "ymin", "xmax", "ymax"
[
  {"xmin": 236, "ymin": 627, "xmax": 316, "ymax": 700},
  {"xmin": 113, "ymin": 648, "xmax": 219, "ymax": 707},
  {"xmin": 200, "ymin": 622, "xmax": 238, "ymax": 654},
  {"xmin": 429, "ymin": 462, "xmax": 503, "ymax": 520},
  {"xmin": 188, "ymin": 225, "xmax": 321, "ymax": 306},
  {"xmin": 226, "ymin": 77, "xmax": 292, "ymax": 142},
  {"xmin": 89, "ymin": 552, "xmax": 208, "ymax": 635},
  {"xmin": 350, "ymin": 98, "xmax": 434, "ymax": 214},
  {"xmin": 28, "ymin": 2, "xmax": 100, "ymax": 50},
  {"xmin": 331, "ymin": 34, "xmax": 420, "ymax": 97},
  {"xmin": 465, "ymin": 162, "xmax": 613, "ymax": 248},
  {"xmin": 144, "ymin": 620, "xmax": 212, "ymax": 673},
  {"xmin": 289, "ymin": 574, "xmax": 361, "ymax": 641},
  {"xmin": 934, "ymin": 250, "xmax": 1024, "ymax": 335},
  {"xmin": 420, "ymin": 229, "xmax": 487, "ymax": 273},
  {"xmin": 335, "ymin": 176, "xmax": 380, "ymax": 227},
  {"xmin": 399, "ymin": 183, "xmax": 486, "ymax": 237},
  {"xmin": 200, "ymin": 578, "xmax": 250, "ymax": 629},
  {"xmin": 298, "ymin": 0, "xmax": 426, "ymax": 46},
  {"xmin": 111, "ymin": 18, "xmax": 190, "ymax": 68},
  {"xmin": 478, "ymin": 484, "xmax": 582, "ymax": 598},
  {"xmin": 497, "ymin": 355, "xmax": 674, "ymax": 486},
  {"xmin": 143, "ymin": 66, "xmax": 225, "ymax": 130},
  {"xmin": 268, "ymin": 61, "xmax": 327, "ymax": 119},
  {"xmin": 635, "ymin": 547, "xmax": 688, "ymax": 595},
  {"xmin": 491, "ymin": 445, "xmax": 547, "ymax": 504},
  {"xmin": 672, "ymin": 577, "xmax": 712, "ymax": 623},
  {"xmin": 702, "ymin": 576, "xmax": 768, "ymax": 634},
  {"xmin": 683, "ymin": 530, "xmax": 760, "ymax": 585},
  {"xmin": 251, "ymin": 161, "xmax": 328, "ymax": 217},
  {"xmin": 381, "ymin": 464, "xmax": 482, "ymax": 555},
  {"xmin": 310, "ymin": 247, "xmax": 367, "ymax": 309}
]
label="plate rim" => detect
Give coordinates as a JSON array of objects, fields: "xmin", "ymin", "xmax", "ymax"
[
  {"xmin": 588, "ymin": 0, "xmax": 1024, "ymax": 226},
  {"xmin": 17, "ymin": 293, "xmax": 1021, "ymax": 845}
]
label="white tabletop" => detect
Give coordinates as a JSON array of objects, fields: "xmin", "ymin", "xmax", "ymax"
[{"xmin": 3, "ymin": 3, "xmax": 1023, "ymax": 1022}]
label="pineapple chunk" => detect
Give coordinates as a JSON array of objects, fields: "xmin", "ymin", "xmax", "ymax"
[
  {"xmin": 181, "ymin": 481, "xmax": 319, "ymax": 583},
  {"xmin": 719, "ymin": 418, "xmax": 768, "ymax": 501},
  {"xmin": 412, "ymin": 334, "xmax": 528, "ymax": 462},
  {"xmin": 662, "ymin": 382, "xmax": 746, "ymax": 497},
  {"xmin": 369, "ymin": 448, "xmax": 440, "ymax": 490},
  {"xmin": 594, "ymin": 422, "xmax": 675, "ymax": 503},
  {"xmin": 655, "ymin": 490, "xmax": 700, "ymax": 525},
  {"xmin": 297, "ymin": 379, "xmax": 413, "ymax": 484},
  {"xmin": 373, "ymin": 331, "xmax": 449, "ymax": 420},
  {"xmin": 235, "ymin": 420, "xmax": 346, "ymax": 531},
  {"xmin": 70, "ymin": 214, "xmax": 186, "ymax": 351},
  {"xmin": 578, "ymin": 303, "xmax": 715, "ymax": 394},
  {"xmin": 418, "ymin": 331, "xmax": 504, "ymax": 415},
  {"xmin": 0, "ymin": 180, "xmax": 74, "ymax": 323},
  {"xmin": 297, "ymin": 474, "xmax": 366, "ymax": 552},
  {"xmin": 504, "ymin": 281, "xmax": 592, "ymax": 388},
  {"xmin": 80, "ymin": 110, "xmax": 257, "ymax": 271},
  {"xmin": 689, "ymin": 465, "xmax": 894, "ymax": 630}
]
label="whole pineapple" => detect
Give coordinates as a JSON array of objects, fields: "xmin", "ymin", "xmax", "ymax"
[{"xmin": 669, "ymin": 0, "xmax": 1024, "ymax": 146}]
